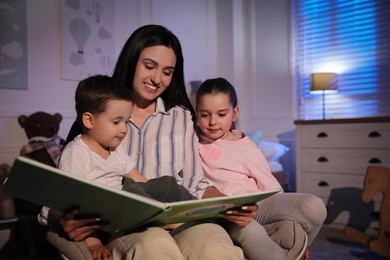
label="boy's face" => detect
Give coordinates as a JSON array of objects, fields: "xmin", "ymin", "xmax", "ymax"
[
  {"xmin": 88, "ymin": 99, "xmax": 133, "ymax": 149},
  {"xmin": 196, "ymin": 93, "xmax": 239, "ymax": 141}
]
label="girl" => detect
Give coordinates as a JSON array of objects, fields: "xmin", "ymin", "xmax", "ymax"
[{"xmin": 196, "ymin": 77, "xmax": 327, "ymax": 260}]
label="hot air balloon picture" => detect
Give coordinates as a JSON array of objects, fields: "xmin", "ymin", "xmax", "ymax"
[
  {"xmin": 69, "ymin": 18, "xmax": 91, "ymax": 54},
  {"xmin": 91, "ymin": 1, "xmax": 102, "ymax": 23},
  {"xmin": 0, "ymin": 0, "xmax": 28, "ymax": 89},
  {"xmin": 60, "ymin": 0, "xmax": 115, "ymax": 81},
  {"xmin": 100, "ymin": 54, "xmax": 113, "ymax": 71}
]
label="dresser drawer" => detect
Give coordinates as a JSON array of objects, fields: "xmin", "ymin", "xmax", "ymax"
[
  {"xmin": 300, "ymin": 123, "xmax": 390, "ymax": 148},
  {"xmin": 301, "ymin": 148, "xmax": 390, "ymax": 174},
  {"xmin": 302, "ymin": 173, "xmax": 363, "ymax": 199},
  {"xmin": 301, "ymin": 172, "xmax": 383, "ymax": 203}
]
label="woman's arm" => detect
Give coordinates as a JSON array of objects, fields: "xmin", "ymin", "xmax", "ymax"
[{"xmin": 181, "ymin": 111, "xmax": 210, "ymax": 198}]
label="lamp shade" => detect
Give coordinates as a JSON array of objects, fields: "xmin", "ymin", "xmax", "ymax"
[{"xmin": 310, "ymin": 73, "xmax": 338, "ymax": 94}]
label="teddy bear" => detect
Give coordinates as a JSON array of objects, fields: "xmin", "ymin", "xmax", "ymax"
[
  {"xmin": 17, "ymin": 111, "xmax": 66, "ymax": 213},
  {"xmin": 16, "ymin": 112, "xmax": 66, "ymax": 243},
  {"xmin": 18, "ymin": 111, "xmax": 66, "ymax": 168}
]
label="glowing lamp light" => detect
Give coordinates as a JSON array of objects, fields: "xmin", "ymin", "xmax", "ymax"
[
  {"xmin": 310, "ymin": 73, "xmax": 338, "ymax": 119},
  {"xmin": 317, "ymin": 63, "xmax": 345, "ymax": 74}
]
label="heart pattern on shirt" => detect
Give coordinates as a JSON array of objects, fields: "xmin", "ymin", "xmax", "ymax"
[{"xmin": 200, "ymin": 145, "xmax": 222, "ymax": 161}]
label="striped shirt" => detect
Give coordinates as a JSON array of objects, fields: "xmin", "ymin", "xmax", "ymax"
[{"xmin": 120, "ymin": 98, "xmax": 210, "ymax": 198}]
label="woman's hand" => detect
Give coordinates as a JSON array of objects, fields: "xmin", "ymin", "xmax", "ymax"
[
  {"xmin": 221, "ymin": 205, "xmax": 258, "ymax": 227},
  {"xmin": 60, "ymin": 210, "xmax": 104, "ymax": 242}
]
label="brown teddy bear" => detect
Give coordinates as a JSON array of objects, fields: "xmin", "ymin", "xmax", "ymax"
[
  {"xmin": 18, "ymin": 111, "xmax": 65, "ymax": 168},
  {"xmin": 15, "ymin": 112, "xmax": 66, "ymax": 250},
  {"xmin": 17, "ymin": 111, "xmax": 66, "ymax": 215}
]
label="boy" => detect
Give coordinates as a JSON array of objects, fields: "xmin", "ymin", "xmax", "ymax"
[{"xmin": 58, "ymin": 75, "xmax": 195, "ymax": 258}]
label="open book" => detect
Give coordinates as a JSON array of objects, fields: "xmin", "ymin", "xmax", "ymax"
[{"xmin": 4, "ymin": 156, "xmax": 280, "ymax": 234}]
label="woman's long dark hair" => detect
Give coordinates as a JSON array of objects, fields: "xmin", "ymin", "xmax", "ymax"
[{"xmin": 66, "ymin": 25, "xmax": 195, "ymax": 145}]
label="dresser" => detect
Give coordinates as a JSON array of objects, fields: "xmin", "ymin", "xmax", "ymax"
[{"xmin": 295, "ymin": 117, "xmax": 390, "ymax": 229}]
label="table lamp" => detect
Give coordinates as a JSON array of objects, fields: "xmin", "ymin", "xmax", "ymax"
[{"xmin": 310, "ymin": 72, "xmax": 338, "ymax": 119}]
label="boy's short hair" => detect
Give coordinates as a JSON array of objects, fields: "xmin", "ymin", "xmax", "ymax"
[{"xmin": 75, "ymin": 75, "xmax": 133, "ymax": 129}]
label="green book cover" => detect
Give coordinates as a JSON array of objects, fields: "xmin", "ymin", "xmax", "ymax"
[{"xmin": 4, "ymin": 156, "xmax": 280, "ymax": 234}]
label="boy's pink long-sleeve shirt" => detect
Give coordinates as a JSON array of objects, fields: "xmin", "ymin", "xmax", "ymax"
[{"xmin": 199, "ymin": 130, "xmax": 282, "ymax": 196}]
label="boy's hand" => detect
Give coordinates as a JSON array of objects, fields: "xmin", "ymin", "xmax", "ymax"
[
  {"xmin": 202, "ymin": 186, "xmax": 226, "ymax": 198},
  {"xmin": 124, "ymin": 167, "xmax": 148, "ymax": 182}
]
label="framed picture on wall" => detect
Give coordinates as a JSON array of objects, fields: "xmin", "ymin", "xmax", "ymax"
[
  {"xmin": 60, "ymin": 0, "xmax": 115, "ymax": 81},
  {"xmin": 0, "ymin": 0, "xmax": 28, "ymax": 90}
]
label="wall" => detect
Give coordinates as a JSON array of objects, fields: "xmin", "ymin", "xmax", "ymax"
[{"xmin": 0, "ymin": 0, "xmax": 294, "ymax": 188}]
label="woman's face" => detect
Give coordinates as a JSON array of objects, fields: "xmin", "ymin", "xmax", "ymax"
[{"xmin": 132, "ymin": 45, "xmax": 177, "ymax": 103}]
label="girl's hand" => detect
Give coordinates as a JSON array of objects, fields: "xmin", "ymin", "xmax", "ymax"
[
  {"xmin": 60, "ymin": 210, "xmax": 104, "ymax": 241},
  {"xmin": 221, "ymin": 205, "xmax": 258, "ymax": 227},
  {"xmin": 201, "ymin": 187, "xmax": 257, "ymax": 227}
]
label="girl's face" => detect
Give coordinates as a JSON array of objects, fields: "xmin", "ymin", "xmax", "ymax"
[
  {"xmin": 132, "ymin": 45, "xmax": 177, "ymax": 104},
  {"xmin": 84, "ymin": 99, "xmax": 133, "ymax": 151},
  {"xmin": 196, "ymin": 92, "xmax": 239, "ymax": 141}
]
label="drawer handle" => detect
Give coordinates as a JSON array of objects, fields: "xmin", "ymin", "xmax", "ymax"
[
  {"xmin": 368, "ymin": 131, "xmax": 381, "ymax": 138},
  {"xmin": 317, "ymin": 132, "xmax": 328, "ymax": 138},
  {"xmin": 368, "ymin": 158, "xmax": 382, "ymax": 164},
  {"xmin": 318, "ymin": 181, "xmax": 329, "ymax": 187},
  {"xmin": 317, "ymin": 157, "xmax": 328, "ymax": 162}
]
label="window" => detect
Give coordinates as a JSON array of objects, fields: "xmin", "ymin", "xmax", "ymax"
[{"xmin": 292, "ymin": 0, "xmax": 390, "ymax": 120}]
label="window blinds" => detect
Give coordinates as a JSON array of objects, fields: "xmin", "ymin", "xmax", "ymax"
[{"xmin": 292, "ymin": 0, "xmax": 390, "ymax": 120}]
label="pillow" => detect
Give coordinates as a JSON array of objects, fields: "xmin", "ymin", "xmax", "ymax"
[
  {"xmin": 258, "ymin": 140, "xmax": 289, "ymax": 162},
  {"xmin": 268, "ymin": 161, "xmax": 284, "ymax": 172},
  {"xmin": 246, "ymin": 130, "xmax": 264, "ymax": 145}
]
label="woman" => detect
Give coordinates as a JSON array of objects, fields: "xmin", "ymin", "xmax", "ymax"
[{"xmin": 47, "ymin": 24, "xmax": 254, "ymax": 260}]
